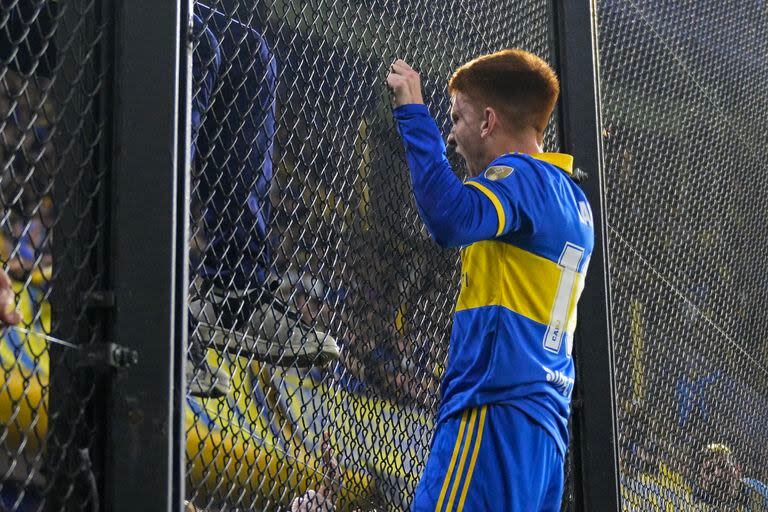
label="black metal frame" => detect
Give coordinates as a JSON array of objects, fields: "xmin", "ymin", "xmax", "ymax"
[
  {"xmin": 47, "ymin": 0, "xmax": 114, "ymax": 508},
  {"xmin": 105, "ymin": 0, "xmax": 188, "ymax": 510},
  {"xmin": 174, "ymin": 0, "xmax": 194, "ymax": 508},
  {"xmin": 554, "ymin": 1, "xmax": 621, "ymax": 511}
]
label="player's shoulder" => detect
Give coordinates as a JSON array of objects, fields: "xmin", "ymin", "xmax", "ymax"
[
  {"xmin": 469, "ymin": 152, "xmax": 584, "ymax": 206},
  {"xmin": 485, "ymin": 152, "xmax": 583, "ymax": 191}
]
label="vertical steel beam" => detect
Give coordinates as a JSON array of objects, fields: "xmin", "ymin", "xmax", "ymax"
[
  {"xmin": 47, "ymin": 0, "xmax": 112, "ymax": 508},
  {"xmin": 554, "ymin": 1, "xmax": 621, "ymax": 510},
  {"xmin": 106, "ymin": 0, "xmax": 188, "ymax": 510}
]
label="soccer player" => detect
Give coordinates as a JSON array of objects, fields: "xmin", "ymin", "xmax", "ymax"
[
  {"xmin": 186, "ymin": 6, "xmax": 339, "ymax": 398},
  {"xmin": 387, "ymin": 50, "xmax": 594, "ymax": 510}
]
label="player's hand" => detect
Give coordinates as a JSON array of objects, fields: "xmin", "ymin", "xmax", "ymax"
[
  {"xmin": 0, "ymin": 269, "xmax": 20, "ymax": 326},
  {"xmin": 386, "ymin": 59, "xmax": 424, "ymax": 108}
]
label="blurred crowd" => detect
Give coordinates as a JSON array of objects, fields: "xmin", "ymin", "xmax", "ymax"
[
  {"xmin": 190, "ymin": 189, "xmax": 447, "ymax": 409},
  {"xmin": 0, "ymin": 70, "xmax": 54, "ymax": 289},
  {"xmin": 605, "ymin": 121, "xmax": 768, "ymax": 511},
  {"xmin": 187, "ymin": 30, "xmax": 452, "ymax": 407}
]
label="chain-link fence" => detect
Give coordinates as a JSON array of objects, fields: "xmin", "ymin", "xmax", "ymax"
[
  {"xmin": 0, "ymin": 0, "xmax": 112, "ymax": 510},
  {"xmin": 182, "ymin": 1, "xmax": 560, "ymax": 510},
  {"xmin": 12, "ymin": 0, "xmax": 765, "ymax": 510},
  {"xmin": 598, "ymin": 0, "xmax": 768, "ymax": 510}
]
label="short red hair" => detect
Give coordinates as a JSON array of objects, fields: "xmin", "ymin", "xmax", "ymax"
[{"xmin": 448, "ymin": 49, "xmax": 560, "ymax": 134}]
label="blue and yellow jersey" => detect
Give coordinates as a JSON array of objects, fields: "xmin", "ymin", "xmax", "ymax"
[{"xmin": 394, "ymin": 104, "xmax": 594, "ymax": 455}]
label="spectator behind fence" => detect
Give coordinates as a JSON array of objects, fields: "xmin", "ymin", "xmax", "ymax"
[
  {"xmin": 694, "ymin": 442, "xmax": 768, "ymax": 511},
  {"xmin": 621, "ymin": 434, "xmax": 693, "ymax": 511},
  {"xmin": 0, "ymin": 71, "xmax": 55, "ymax": 287},
  {"xmin": 290, "ymin": 433, "xmax": 338, "ymax": 512},
  {"xmin": 185, "ymin": 6, "xmax": 339, "ymax": 398}
]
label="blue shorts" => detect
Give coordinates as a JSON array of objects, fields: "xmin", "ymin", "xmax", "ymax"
[{"xmin": 412, "ymin": 405, "xmax": 564, "ymax": 512}]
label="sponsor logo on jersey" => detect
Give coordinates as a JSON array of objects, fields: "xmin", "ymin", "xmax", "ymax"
[
  {"xmin": 543, "ymin": 365, "xmax": 574, "ymax": 396},
  {"xmin": 484, "ymin": 165, "xmax": 514, "ymax": 181}
]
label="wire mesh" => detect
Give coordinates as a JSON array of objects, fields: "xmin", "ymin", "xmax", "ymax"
[
  {"xmin": 183, "ymin": 1, "xmax": 560, "ymax": 510},
  {"xmin": 0, "ymin": 0, "xmax": 112, "ymax": 511},
  {"xmin": 598, "ymin": 0, "xmax": 768, "ymax": 510}
]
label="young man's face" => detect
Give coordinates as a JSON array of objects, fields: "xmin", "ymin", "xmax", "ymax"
[
  {"xmin": 447, "ymin": 92, "xmax": 485, "ymax": 176},
  {"xmin": 700, "ymin": 455, "xmax": 742, "ymax": 504}
]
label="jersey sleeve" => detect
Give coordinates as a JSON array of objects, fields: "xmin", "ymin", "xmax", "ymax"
[{"xmin": 393, "ymin": 105, "xmax": 543, "ymax": 247}]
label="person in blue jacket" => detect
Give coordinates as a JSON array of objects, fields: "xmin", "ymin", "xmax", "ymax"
[
  {"xmin": 187, "ymin": 7, "xmax": 339, "ymax": 398},
  {"xmin": 387, "ymin": 50, "xmax": 594, "ymax": 510}
]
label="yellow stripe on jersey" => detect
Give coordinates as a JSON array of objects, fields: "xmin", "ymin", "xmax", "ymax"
[
  {"xmin": 465, "ymin": 181, "xmax": 505, "ymax": 237},
  {"xmin": 436, "ymin": 410, "xmax": 469, "ymax": 512},
  {"xmin": 445, "ymin": 408, "xmax": 478, "ymax": 511},
  {"xmin": 456, "ymin": 240, "xmax": 585, "ymax": 329},
  {"xmin": 457, "ymin": 406, "xmax": 487, "ymax": 512}
]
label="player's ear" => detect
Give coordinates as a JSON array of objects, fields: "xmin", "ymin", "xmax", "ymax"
[{"xmin": 480, "ymin": 107, "xmax": 497, "ymax": 138}]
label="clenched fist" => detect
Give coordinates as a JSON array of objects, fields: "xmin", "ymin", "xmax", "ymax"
[{"xmin": 386, "ymin": 59, "xmax": 425, "ymax": 108}]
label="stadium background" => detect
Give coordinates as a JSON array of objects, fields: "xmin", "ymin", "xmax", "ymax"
[{"xmin": 0, "ymin": 0, "xmax": 766, "ymax": 511}]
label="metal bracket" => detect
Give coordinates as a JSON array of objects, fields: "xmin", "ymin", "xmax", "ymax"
[
  {"xmin": 572, "ymin": 167, "xmax": 589, "ymax": 183},
  {"xmin": 78, "ymin": 343, "xmax": 139, "ymax": 370},
  {"xmin": 82, "ymin": 290, "xmax": 116, "ymax": 309}
]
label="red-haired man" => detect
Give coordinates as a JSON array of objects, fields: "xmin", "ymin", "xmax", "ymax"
[{"xmin": 388, "ymin": 50, "xmax": 594, "ymax": 510}]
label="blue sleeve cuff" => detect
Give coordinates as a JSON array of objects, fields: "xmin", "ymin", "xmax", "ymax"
[{"xmin": 393, "ymin": 103, "xmax": 431, "ymax": 119}]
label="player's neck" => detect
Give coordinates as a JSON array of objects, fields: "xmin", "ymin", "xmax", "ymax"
[
  {"xmin": 476, "ymin": 136, "xmax": 542, "ymax": 170},
  {"xmin": 470, "ymin": 131, "xmax": 543, "ymax": 177},
  {"xmin": 499, "ymin": 129, "xmax": 543, "ymax": 157}
]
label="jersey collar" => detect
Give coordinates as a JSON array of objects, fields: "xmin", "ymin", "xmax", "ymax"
[{"xmin": 530, "ymin": 152, "xmax": 574, "ymax": 175}]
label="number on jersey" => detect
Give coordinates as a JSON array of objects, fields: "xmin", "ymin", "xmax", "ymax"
[{"xmin": 543, "ymin": 243, "xmax": 586, "ymax": 358}]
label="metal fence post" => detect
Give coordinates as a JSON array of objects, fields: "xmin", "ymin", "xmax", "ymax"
[
  {"xmin": 106, "ymin": 0, "xmax": 188, "ymax": 510},
  {"xmin": 46, "ymin": 0, "xmax": 114, "ymax": 508},
  {"xmin": 554, "ymin": 1, "xmax": 621, "ymax": 511}
]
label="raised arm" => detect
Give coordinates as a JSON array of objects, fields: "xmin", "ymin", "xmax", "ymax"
[
  {"xmin": 393, "ymin": 104, "xmax": 502, "ymax": 247},
  {"xmin": 387, "ymin": 60, "xmax": 534, "ymax": 247}
]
